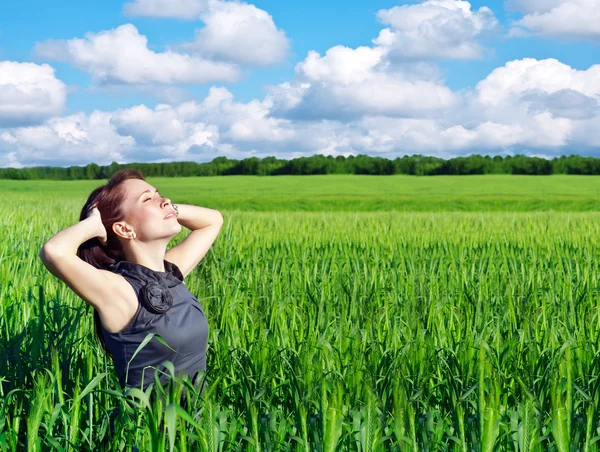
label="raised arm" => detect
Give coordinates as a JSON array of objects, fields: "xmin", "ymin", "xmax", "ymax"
[
  {"xmin": 39, "ymin": 208, "xmax": 126, "ymax": 312},
  {"xmin": 165, "ymin": 204, "xmax": 223, "ymax": 278}
]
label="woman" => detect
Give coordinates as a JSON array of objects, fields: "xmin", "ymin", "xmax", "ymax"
[{"xmin": 39, "ymin": 168, "xmax": 223, "ymax": 401}]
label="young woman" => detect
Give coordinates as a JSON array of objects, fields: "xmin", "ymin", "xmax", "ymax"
[{"xmin": 39, "ymin": 168, "xmax": 223, "ymax": 399}]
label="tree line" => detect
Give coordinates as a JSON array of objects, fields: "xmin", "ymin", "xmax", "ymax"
[{"xmin": 2, "ymin": 154, "xmax": 600, "ymax": 179}]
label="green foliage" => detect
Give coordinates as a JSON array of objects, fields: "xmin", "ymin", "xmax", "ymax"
[
  {"xmin": 2, "ymin": 181, "xmax": 600, "ymax": 449},
  {"xmin": 4, "ymin": 153, "xmax": 600, "ymax": 179}
]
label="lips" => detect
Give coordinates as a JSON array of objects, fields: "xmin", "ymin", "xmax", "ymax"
[{"xmin": 164, "ymin": 210, "xmax": 177, "ymax": 219}]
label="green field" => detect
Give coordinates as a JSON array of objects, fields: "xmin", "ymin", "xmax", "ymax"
[
  {"xmin": 2, "ymin": 176, "xmax": 600, "ymax": 450},
  {"xmin": 2, "ymin": 174, "xmax": 600, "ymax": 211}
]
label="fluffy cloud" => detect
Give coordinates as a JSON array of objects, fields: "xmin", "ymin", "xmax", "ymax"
[
  {"xmin": 110, "ymin": 104, "xmax": 218, "ymax": 157},
  {"xmin": 296, "ymin": 46, "xmax": 388, "ymax": 85},
  {"xmin": 35, "ymin": 24, "xmax": 239, "ymax": 84},
  {"xmin": 461, "ymin": 58, "xmax": 600, "ymax": 149},
  {"xmin": 174, "ymin": 87, "xmax": 295, "ymax": 143},
  {"xmin": 0, "ymin": 61, "xmax": 66, "ymax": 126},
  {"xmin": 342, "ymin": 111, "xmax": 572, "ymax": 155},
  {"xmin": 123, "ymin": 0, "xmax": 208, "ymax": 19},
  {"xmin": 0, "ymin": 112, "xmax": 134, "ymax": 166},
  {"xmin": 0, "ymin": 86, "xmax": 296, "ymax": 167},
  {"xmin": 183, "ymin": 1, "xmax": 289, "ymax": 66},
  {"xmin": 0, "ymin": 107, "xmax": 222, "ymax": 167},
  {"xmin": 475, "ymin": 58, "xmax": 600, "ymax": 106},
  {"xmin": 269, "ymin": 45, "xmax": 458, "ymax": 120},
  {"xmin": 509, "ymin": 0, "xmax": 600, "ymax": 39},
  {"xmin": 124, "ymin": 0, "xmax": 289, "ymax": 66},
  {"xmin": 373, "ymin": 0, "xmax": 498, "ymax": 60},
  {"xmin": 4, "ymin": 55, "xmax": 600, "ymax": 168}
]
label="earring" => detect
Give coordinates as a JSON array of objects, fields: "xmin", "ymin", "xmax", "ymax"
[{"xmin": 130, "ymin": 232, "xmax": 136, "ymax": 239}]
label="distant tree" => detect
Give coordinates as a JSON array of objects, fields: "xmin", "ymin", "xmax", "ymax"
[{"xmin": 4, "ymin": 153, "xmax": 600, "ymax": 179}]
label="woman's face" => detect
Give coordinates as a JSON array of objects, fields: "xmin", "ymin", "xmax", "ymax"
[{"xmin": 115, "ymin": 178, "xmax": 181, "ymax": 241}]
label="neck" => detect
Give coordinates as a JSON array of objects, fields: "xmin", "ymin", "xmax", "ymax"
[{"xmin": 122, "ymin": 238, "xmax": 169, "ymax": 272}]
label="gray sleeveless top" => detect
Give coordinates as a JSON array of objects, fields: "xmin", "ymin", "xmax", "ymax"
[{"xmin": 101, "ymin": 259, "xmax": 209, "ymax": 391}]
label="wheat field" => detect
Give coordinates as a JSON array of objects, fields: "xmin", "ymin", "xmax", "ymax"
[{"xmin": 2, "ymin": 176, "xmax": 600, "ymax": 450}]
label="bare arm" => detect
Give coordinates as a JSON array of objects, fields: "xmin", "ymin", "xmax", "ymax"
[
  {"xmin": 165, "ymin": 204, "xmax": 223, "ymax": 278},
  {"xmin": 39, "ymin": 211, "xmax": 124, "ymax": 312},
  {"xmin": 40, "ymin": 212, "xmax": 104, "ymax": 257}
]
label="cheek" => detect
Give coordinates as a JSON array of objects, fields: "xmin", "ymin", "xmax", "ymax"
[
  {"xmin": 146, "ymin": 208, "xmax": 162, "ymax": 223},
  {"xmin": 134, "ymin": 207, "xmax": 158, "ymax": 230}
]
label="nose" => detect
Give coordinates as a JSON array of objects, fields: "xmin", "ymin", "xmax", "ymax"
[{"xmin": 161, "ymin": 197, "xmax": 172, "ymax": 208}]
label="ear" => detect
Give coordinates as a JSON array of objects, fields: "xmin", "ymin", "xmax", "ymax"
[{"xmin": 112, "ymin": 221, "xmax": 134, "ymax": 240}]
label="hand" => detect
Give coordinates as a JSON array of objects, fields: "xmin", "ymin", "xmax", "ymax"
[{"xmin": 86, "ymin": 206, "xmax": 108, "ymax": 245}]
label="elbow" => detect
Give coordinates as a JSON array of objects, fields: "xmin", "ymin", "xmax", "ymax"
[
  {"xmin": 39, "ymin": 243, "xmax": 48, "ymax": 261},
  {"xmin": 39, "ymin": 242, "xmax": 64, "ymax": 263},
  {"xmin": 39, "ymin": 244, "xmax": 52, "ymax": 264}
]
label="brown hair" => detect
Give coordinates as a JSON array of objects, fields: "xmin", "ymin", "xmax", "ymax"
[{"xmin": 77, "ymin": 168, "xmax": 146, "ymax": 357}]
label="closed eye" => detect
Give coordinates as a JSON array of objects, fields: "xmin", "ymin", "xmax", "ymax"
[{"xmin": 144, "ymin": 191, "xmax": 160, "ymax": 202}]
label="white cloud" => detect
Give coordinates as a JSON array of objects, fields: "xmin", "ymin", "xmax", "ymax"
[
  {"xmin": 124, "ymin": 0, "xmax": 289, "ymax": 66},
  {"xmin": 123, "ymin": 0, "xmax": 208, "ymax": 19},
  {"xmin": 0, "ymin": 61, "xmax": 66, "ymax": 126},
  {"xmin": 176, "ymin": 87, "xmax": 295, "ymax": 142},
  {"xmin": 35, "ymin": 24, "xmax": 239, "ymax": 84},
  {"xmin": 3, "ymin": 56, "xmax": 600, "ymax": 168},
  {"xmin": 373, "ymin": 0, "xmax": 498, "ymax": 60},
  {"xmin": 111, "ymin": 105, "xmax": 190, "ymax": 146},
  {"xmin": 110, "ymin": 104, "xmax": 219, "ymax": 156},
  {"xmin": 509, "ymin": 0, "xmax": 600, "ymax": 39},
  {"xmin": 0, "ymin": 112, "xmax": 134, "ymax": 166},
  {"xmin": 0, "ymin": 152, "xmax": 22, "ymax": 169},
  {"xmin": 183, "ymin": 1, "xmax": 289, "ymax": 66},
  {"xmin": 447, "ymin": 115, "xmax": 572, "ymax": 149},
  {"xmin": 266, "ymin": 57, "xmax": 599, "ymax": 154},
  {"xmin": 475, "ymin": 58, "xmax": 600, "ymax": 106},
  {"xmin": 297, "ymin": 46, "xmax": 387, "ymax": 85},
  {"xmin": 269, "ymin": 45, "xmax": 458, "ymax": 120},
  {"xmin": 0, "ymin": 87, "xmax": 296, "ymax": 167},
  {"xmin": 355, "ymin": 113, "xmax": 572, "ymax": 154},
  {"xmin": 460, "ymin": 58, "xmax": 600, "ymax": 150}
]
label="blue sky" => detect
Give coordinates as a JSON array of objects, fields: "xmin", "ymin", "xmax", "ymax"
[{"xmin": 0, "ymin": 0, "xmax": 599, "ymax": 167}]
